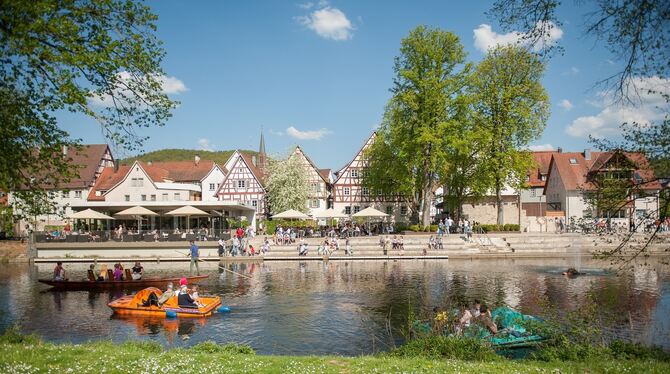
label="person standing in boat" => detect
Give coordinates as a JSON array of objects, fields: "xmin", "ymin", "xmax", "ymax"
[
  {"xmin": 131, "ymin": 261, "xmax": 144, "ymax": 280},
  {"xmin": 53, "ymin": 261, "xmax": 65, "ymax": 281},
  {"xmin": 188, "ymin": 240, "xmax": 200, "ymax": 276}
]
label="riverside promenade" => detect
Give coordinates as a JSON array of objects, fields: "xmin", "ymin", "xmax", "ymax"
[{"xmin": 26, "ymin": 232, "xmax": 670, "ymax": 263}]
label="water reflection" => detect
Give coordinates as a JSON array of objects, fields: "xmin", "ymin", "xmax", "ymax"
[{"xmin": 0, "ymin": 258, "xmax": 668, "ymax": 355}]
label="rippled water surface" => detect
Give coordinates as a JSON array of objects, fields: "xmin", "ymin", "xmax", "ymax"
[{"xmin": 1, "ymin": 257, "xmax": 668, "ymax": 355}]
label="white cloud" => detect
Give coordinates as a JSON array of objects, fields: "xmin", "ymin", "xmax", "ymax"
[
  {"xmin": 198, "ymin": 138, "xmax": 214, "ymax": 151},
  {"xmin": 473, "ymin": 21, "xmax": 563, "ymax": 53},
  {"xmin": 527, "ymin": 144, "xmax": 555, "ymax": 151},
  {"xmin": 566, "ymin": 76, "xmax": 669, "ymax": 138},
  {"xmin": 88, "ymin": 71, "xmax": 187, "ymax": 107},
  {"xmin": 286, "ymin": 126, "xmax": 332, "ymax": 140},
  {"xmin": 298, "ymin": 2, "xmax": 313, "ymax": 9},
  {"xmin": 297, "ymin": 6, "xmax": 354, "ymax": 41},
  {"xmin": 558, "ymin": 99, "xmax": 574, "ymax": 111}
]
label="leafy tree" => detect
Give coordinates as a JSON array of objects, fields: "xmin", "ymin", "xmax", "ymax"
[
  {"xmin": 488, "ymin": 0, "xmax": 669, "ymax": 264},
  {"xmin": 1, "ymin": 0, "xmax": 176, "ymax": 214},
  {"xmin": 364, "ymin": 26, "xmax": 471, "ymax": 226},
  {"xmin": 471, "ymin": 45, "xmax": 549, "ymax": 225},
  {"xmin": 265, "ymin": 153, "xmax": 310, "ymax": 215},
  {"xmin": 121, "ymin": 149, "xmax": 258, "ymax": 166}
]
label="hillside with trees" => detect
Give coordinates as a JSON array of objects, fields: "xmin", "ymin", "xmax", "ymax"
[{"xmin": 120, "ymin": 149, "xmax": 257, "ymax": 166}]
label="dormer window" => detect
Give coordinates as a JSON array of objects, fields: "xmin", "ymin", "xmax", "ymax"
[
  {"xmin": 525, "ymin": 175, "xmax": 530, "ymax": 182},
  {"xmin": 541, "ymin": 174, "xmax": 547, "ymax": 181},
  {"xmin": 569, "ymin": 158, "xmax": 577, "ymax": 165}
]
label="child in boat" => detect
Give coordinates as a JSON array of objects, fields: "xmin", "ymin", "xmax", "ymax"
[{"xmin": 191, "ymin": 285, "xmax": 204, "ymax": 308}]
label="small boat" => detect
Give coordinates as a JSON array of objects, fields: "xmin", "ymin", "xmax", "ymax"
[
  {"xmin": 108, "ymin": 287, "xmax": 222, "ymax": 318},
  {"xmin": 467, "ymin": 307, "xmax": 546, "ymax": 348},
  {"xmin": 38, "ymin": 275, "xmax": 209, "ymax": 291}
]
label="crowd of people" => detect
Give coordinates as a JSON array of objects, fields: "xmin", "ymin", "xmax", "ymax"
[
  {"xmin": 53, "ymin": 260, "xmax": 145, "ymax": 281},
  {"xmin": 451, "ymin": 299, "xmax": 498, "ymax": 335}
]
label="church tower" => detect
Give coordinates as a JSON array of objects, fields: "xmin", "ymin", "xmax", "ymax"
[{"xmin": 258, "ymin": 128, "xmax": 267, "ymax": 176}]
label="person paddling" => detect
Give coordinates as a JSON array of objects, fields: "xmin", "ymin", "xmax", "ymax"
[{"xmin": 188, "ymin": 240, "xmax": 200, "ymax": 276}]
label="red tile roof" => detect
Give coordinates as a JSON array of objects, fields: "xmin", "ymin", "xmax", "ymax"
[
  {"xmin": 319, "ymin": 169, "xmax": 331, "ymax": 182},
  {"xmin": 527, "ymin": 151, "xmax": 554, "ymax": 187},
  {"xmin": 26, "ymin": 144, "xmax": 111, "ymax": 190}
]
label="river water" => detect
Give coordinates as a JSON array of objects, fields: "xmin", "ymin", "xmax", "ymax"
[{"xmin": 0, "ymin": 257, "xmax": 668, "ymax": 355}]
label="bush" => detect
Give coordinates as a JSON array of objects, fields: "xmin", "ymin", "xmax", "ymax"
[
  {"xmin": 473, "ymin": 224, "xmax": 520, "ymax": 233},
  {"xmin": 191, "ymin": 341, "xmax": 256, "ymax": 355},
  {"xmin": 0, "ymin": 326, "xmax": 41, "ymax": 345},
  {"xmin": 408, "ymin": 224, "xmax": 422, "ymax": 232},
  {"xmin": 264, "ymin": 219, "xmax": 315, "ymax": 235},
  {"xmin": 388, "ymin": 336, "xmax": 499, "ymax": 361},
  {"xmin": 609, "ymin": 341, "xmax": 670, "ymax": 361}
]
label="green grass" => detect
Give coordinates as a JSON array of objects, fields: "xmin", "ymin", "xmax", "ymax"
[{"xmin": 1, "ymin": 331, "xmax": 669, "ymax": 373}]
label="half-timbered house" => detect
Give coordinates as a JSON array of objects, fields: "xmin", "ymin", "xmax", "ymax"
[
  {"xmin": 290, "ymin": 146, "xmax": 331, "ymax": 217},
  {"xmin": 332, "ymin": 132, "xmax": 409, "ymax": 222},
  {"xmin": 216, "ymin": 150, "xmax": 266, "ymax": 215}
]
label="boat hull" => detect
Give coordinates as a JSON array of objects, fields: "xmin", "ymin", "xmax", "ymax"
[
  {"xmin": 108, "ymin": 287, "xmax": 222, "ymax": 318},
  {"xmin": 38, "ymin": 275, "xmax": 209, "ymax": 291}
]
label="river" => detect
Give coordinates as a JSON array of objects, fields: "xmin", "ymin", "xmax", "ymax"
[{"xmin": 0, "ymin": 257, "xmax": 668, "ymax": 355}]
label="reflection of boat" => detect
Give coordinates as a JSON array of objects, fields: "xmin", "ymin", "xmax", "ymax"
[
  {"xmin": 38, "ymin": 275, "xmax": 209, "ymax": 290},
  {"xmin": 108, "ymin": 287, "xmax": 222, "ymax": 317}
]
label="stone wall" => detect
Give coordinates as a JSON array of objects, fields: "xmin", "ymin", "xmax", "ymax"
[
  {"xmin": 461, "ymin": 196, "xmax": 520, "ymax": 225},
  {"xmin": 0, "ymin": 240, "xmax": 28, "ymax": 261}
]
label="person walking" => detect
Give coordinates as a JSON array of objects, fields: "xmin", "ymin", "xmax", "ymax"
[
  {"xmin": 188, "ymin": 240, "xmax": 200, "ymax": 276},
  {"xmin": 217, "ymin": 237, "xmax": 225, "ymax": 257}
]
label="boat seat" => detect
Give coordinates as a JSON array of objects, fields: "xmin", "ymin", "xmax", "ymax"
[
  {"xmin": 87, "ymin": 270, "xmax": 96, "ymax": 282},
  {"xmin": 107, "ymin": 269, "xmax": 114, "ymax": 280},
  {"xmin": 125, "ymin": 268, "xmax": 132, "ymax": 280}
]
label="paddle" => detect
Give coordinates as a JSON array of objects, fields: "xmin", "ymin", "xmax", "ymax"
[{"xmin": 174, "ymin": 250, "xmax": 253, "ymax": 280}]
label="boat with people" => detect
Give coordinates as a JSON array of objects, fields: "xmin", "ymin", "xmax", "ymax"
[
  {"xmin": 108, "ymin": 286, "xmax": 223, "ymax": 318},
  {"xmin": 38, "ymin": 274, "xmax": 209, "ymax": 291}
]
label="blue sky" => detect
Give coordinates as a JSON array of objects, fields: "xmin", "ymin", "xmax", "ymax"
[{"xmin": 58, "ymin": 0, "xmax": 654, "ymax": 171}]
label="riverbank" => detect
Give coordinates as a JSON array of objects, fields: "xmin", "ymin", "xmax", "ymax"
[{"xmin": 1, "ymin": 333, "xmax": 668, "ymax": 373}]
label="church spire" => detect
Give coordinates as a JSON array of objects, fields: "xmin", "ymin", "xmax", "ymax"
[
  {"xmin": 258, "ymin": 127, "xmax": 267, "ymax": 177},
  {"xmin": 259, "ymin": 127, "xmax": 266, "ymax": 155}
]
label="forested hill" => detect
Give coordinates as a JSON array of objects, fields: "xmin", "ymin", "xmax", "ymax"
[{"xmin": 120, "ymin": 149, "xmax": 257, "ymax": 166}]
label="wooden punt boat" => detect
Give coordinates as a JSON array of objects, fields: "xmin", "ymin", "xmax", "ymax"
[
  {"xmin": 108, "ymin": 287, "xmax": 222, "ymax": 317},
  {"xmin": 38, "ymin": 275, "xmax": 209, "ymax": 291}
]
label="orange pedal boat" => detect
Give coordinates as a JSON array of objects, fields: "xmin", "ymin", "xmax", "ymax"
[{"xmin": 108, "ymin": 287, "xmax": 222, "ymax": 318}]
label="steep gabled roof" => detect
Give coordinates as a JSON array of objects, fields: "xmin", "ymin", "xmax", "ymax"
[
  {"xmin": 139, "ymin": 160, "xmax": 217, "ymax": 182},
  {"xmin": 239, "ymin": 151, "xmax": 265, "ymax": 185},
  {"xmin": 27, "ymin": 144, "xmax": 112, "ymax": 190},
  {"xmin": 292, "ymin": 146, "xmax": 329, "ymax": 184},
  {"xmin": 215, "ymin": 152, "xmax": 266, "ymax": 195},
  {"xmin": 319, "ymin": 169, "xmax": 331, "ymax": 183},
  {"xmin": 527, "ymin": 151, "xmax": 554, "ymax": 188},
  {"xmin": 333, "ymin": 132, "xmax": 376, "ymax": 184}
]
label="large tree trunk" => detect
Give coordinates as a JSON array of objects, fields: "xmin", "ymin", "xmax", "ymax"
[
  {"xmin": 421, "ymin": 178, "xmax": 433, "ymax": 227},
  {"xmin": 496, "ymin": 179, "xmax": 504, "ymax": 225}
]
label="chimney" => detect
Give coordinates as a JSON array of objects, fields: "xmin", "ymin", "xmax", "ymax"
[
  {"xmin": 114, "ymin": 160, "xmax": 119, "ymax": 172},
  {"xmin": 584, "ymin": 148, "xmax": 592, "ymax": 160},
  {"xmin": 62, "ymin": 145, "xmax": 68, "ymax": 156},
  {"xmin": 252, "ymin": 155, "xmax": 257, "ymax": 166},
  {"xmin": 194, "ymin": 154, "xmax": 200, "ymax": 166},
  {"xmin": 147, "ymin": 161, "xmax": 152, "ymax": 166},
  {"xmin": 557, "ymin": 147, "xmax": 563, "ymax": 153}
]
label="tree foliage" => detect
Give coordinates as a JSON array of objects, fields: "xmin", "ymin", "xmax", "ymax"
[
  {"xmin": 1, "ymin": 0, "xmax": 176, "ymax": 214},
  {"xmin": 265, "ymin": 153, "xmax": 310, "ymax": 215},
  {"xmin": 121, "ymin": 149, "xmax": 257, "ymax": 166},
  {"xmin": 364, "ymin": 26, "xmax": 471, "ymax": 226},
  {"xmin": 471, "ymin": 45, "xmax": 549, "ymax": 224}
]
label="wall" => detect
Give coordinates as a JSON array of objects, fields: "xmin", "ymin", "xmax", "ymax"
[
  {"xmin": 200, "ymin": 166, "xmax": 225, "ymax": 201},
  {"xmin": 104, "ymin": 164, "xmax": 194, "ymax": 203},
  {"xmin": 461, "ymin": 195, "xmax": 520, "ymax": 225}
]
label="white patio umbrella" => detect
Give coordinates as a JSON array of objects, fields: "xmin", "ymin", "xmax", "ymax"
[
  {"xmin": 114, "ymin": 206, "xmax": 157, "ymax": 233},
  {"xmin": 165, "ymin": 206, "xmax": 210, "ymax": 230},
  {"xmin": 352, "ymin": 207, "xmax": 389, "ymax": 234},
  {"xmin": 314, "ymin": 208, "xmax": 348, "ymax": 226},
  {"xmin": 272, "ymin": 209, "xmax": 311, "ymax": 220},
  {"xmin": 68, "ymin": 209, "xmax": 115, "ymax": 220}
]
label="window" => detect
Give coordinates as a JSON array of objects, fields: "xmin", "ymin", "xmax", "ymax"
[
  {"xmin": 569, "ymin": 158, "xmax": 577, "ymax": 165},
  {"xmin": 61, "ymin": 190, "xmax": 70, "ymax": 199},
  {"xmin": 217, "ymin": 183, "xmax": 220, "ymax": 189},
  {"xmin": 386, "ymin": 206, "xmax": 393, "ymax": 215},
  {"xmin": 312, "ymin": 183, "xmax": 321, "ymax": 193},
  {"xmin": 541, "ymin": 174, "xmax": 547, "ymax": 181},
  {"xmin": 351, "ymin": 169, "xmax": 359, "ymax": 178},
  {"xmin": 311, "ymin": 199, "xmax": 319, "ymax": 208},
  {"xmin": 344, "ymin": 206, "xmax": 351, "ymax": 215},
  {"xmin": 74, "ymin": 190, "xmax": 82, "ymax": 199},
  {"xmin": 130, "ymin": 177, "xmax": 144, "ymax": 187},
  {"xmin": 530, "ymin": 189, "xmax": 537, "ymax": 197},
  {"xmin": 251, "ymin": 200, "xmax": 258, "ymax": 208},
  {"xmin": 124, "ymin": 195, "xmax": 130, "ymax": 201},
  {"xmin": 400, "ymin": 206, "xmax": 408, "ymax": 215},
  {"xmin": 174, "ymin": 193, "xmax": 181, "ymax": 201},
  {"xmin": 209, "ymin": 183, "xmax": 216, "ymax": 191},
  {"xmin": 237, "ymin": 180, "xmax": 246, "ymax": 189},
  {"xmin": 353, "ymin": 206, "xmax": 361, "ymax": 213},
  {"xmin": 362, "ymin": 187, "xmax": 369, "ymax": 196},
  {"xmin": 343, "ymin": 187, "xmax": 350, "ymax": 196},
  {"xmin": 150, "ymin": 194, "xmax": 156, "ymax": 201},
  {"xmin": 141, "ymin": 194, "xmax": 146, "ymax": 201},
  {"xmin": 48, "ymin": 191, "xmax": 55, "ymax": 199},
  {"xmin": 162, "ymin": 193, "xmax": 168, "ymax": 201}
]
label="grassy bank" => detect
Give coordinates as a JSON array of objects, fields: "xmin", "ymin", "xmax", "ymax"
[{"xmin": 1, "ymin": 332, "xmax": 669, "ymax": 373}]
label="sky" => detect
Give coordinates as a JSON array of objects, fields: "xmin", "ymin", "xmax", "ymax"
[{"xmin": 57, "ymin": 0, "xmax": 662, "ymax": 171}]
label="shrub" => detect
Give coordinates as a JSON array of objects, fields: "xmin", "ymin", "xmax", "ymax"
[
  {"xmin": 388, "ymin": 336, "xmax": 499, "ymax": 361},
  {"xmin": 191, "ymin": 341, "xmax": 256, "ymax": 355},
  {"xmin": 0, "ymin": 326, "xmax": 41, "ymax": 345},
  {"xmin": 408, "ymin": 224, "xmax": 422, "ymax": 232},
  {"xmin": 609, "ymin": 341, "xmax": 670, "ymax": 361}
]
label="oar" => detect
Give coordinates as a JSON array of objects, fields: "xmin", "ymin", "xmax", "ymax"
[{"xmin": 174, "ymin": 250, "xmax": 253, "ymax": 280}]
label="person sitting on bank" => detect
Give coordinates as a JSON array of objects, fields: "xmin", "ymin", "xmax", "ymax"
[
  {"xmin": 131, "ymin": 261, "xmax": 144, "ymax": 280},
  {"xmin": 53, "ymin": 261, "xmax": 66, "ymax": 281},
  {"xmin": 474, "ymin": 305, "xmax": 497, "ymax": 335},
  {"xmin": 157, "ymin": 283, "xmax": 175, "ymax": 306}
]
